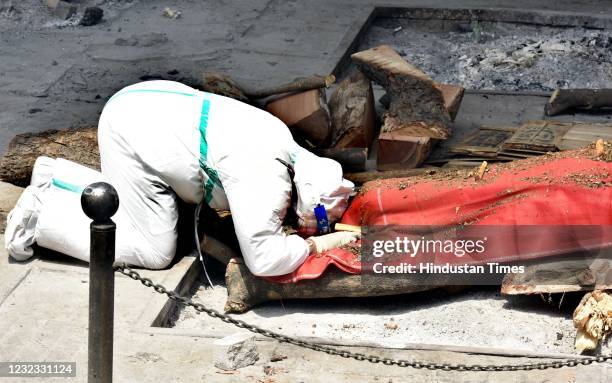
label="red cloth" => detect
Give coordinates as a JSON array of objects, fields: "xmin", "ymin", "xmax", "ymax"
[{"xmin": 267, "ymin": 148, "xmax": 612, "ymax": 283}]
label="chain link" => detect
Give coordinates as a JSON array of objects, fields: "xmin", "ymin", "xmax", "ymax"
[{"xmin": 114, "ymin": 264, "xmax": 612, "ymax": 372}]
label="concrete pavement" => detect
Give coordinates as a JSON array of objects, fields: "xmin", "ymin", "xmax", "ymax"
[{"xmin": 1, "ymin": 239, "xmax": 611, "ymax": 382}]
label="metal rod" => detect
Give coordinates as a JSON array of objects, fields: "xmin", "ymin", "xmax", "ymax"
[{"xmin": 82, "ymin": 182, "xmax": 119, "ymax": 383}]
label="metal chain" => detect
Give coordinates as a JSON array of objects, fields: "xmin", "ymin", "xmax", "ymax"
[{"xmin": 114, "ymin": 264, "xmax": 612, "ymax": 372}]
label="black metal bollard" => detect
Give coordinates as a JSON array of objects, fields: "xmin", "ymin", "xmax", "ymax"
[{"xmin": 82, "ymin": 182, "xmax": 119, "ymax": 383}]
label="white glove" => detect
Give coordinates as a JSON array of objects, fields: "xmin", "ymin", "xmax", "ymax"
[{"xmin": 307, "ymin": 231, "xmax": 360, "ymax": 254}]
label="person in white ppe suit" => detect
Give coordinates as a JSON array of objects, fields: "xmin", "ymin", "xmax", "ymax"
[{"xmin": 5, "ymin": 80, "xmax": 358, "ymax": 276}]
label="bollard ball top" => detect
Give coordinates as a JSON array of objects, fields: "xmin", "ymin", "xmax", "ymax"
[{"xmin": 81, "ymin": 182, "xmax": 119, "ymax": 221}]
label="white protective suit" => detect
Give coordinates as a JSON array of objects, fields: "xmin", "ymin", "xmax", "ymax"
[{"xmin": 5, "ymin": 81, "xmax": 354, "ymax": 276}]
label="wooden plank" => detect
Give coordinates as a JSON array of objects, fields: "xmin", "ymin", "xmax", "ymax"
[
  {"xmin": 558, "ymin": 122, "xmax": 612, "ymax": 150},
  {"xmin": 545, "ymin": 88, "xmax": 612, "ymax": 116},
  {"xmin": 501, "ymin": 257, "xmax": 612, "ymax": 295},
  {"xmin": 450, "ymin": 126, "xmax": 515, "ymax": 157},
  {"xmin": 497, "ymin": 150, "xmax": 537, "ymax": 159},
  {"xmin": 503, "ymin": 120, "xmax": 570, "ymax": 152}
]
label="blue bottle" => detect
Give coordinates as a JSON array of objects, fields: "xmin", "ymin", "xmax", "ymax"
[{"xmin": 314, "ymin": 204, "xmax": 331, "ymax": 235}]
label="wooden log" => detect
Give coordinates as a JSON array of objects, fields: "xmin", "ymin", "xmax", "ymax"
[
  {"xmin": 351, "ymin": 45, "xmax": 451, "ymax": 139},
  {"xmin": 501, "ymin": 257, "xmax": 612, "ymax": 295},
  {"xmin": 377, "ymin": 132, "xmax": 432, "ymax": 170},
  {"xmin": 265, "ymin": 89, "xmax": 331, "ymax": 146},
  {"xmin": 244, "ymin": 74, "xmax": 335, "ymax": 99},
  {"xmin": 199, "ymin": 233, "xmax": 435, "ymax": 313},
  {"xmin": 545, "ymin": 89, "xmax": 612, "ymax": 116},
  {"xmin": 374, "ymin": 82, "xmax": 462, "ymax": 170},
  {"xmin": 0, "ymin": 127, "xmax": 100, "ymax": 187},
  {"xmin": 379, "ymin": 82, "xmax": 464, "ymax": 122},
  {"xmin": 344, "ymin": 167, "xmax": 438, "ymax": 185},
  {"xmin": 433, "ymin": 83, "xmax": 465, "ymax": 122},
  {"xmin": 200, "ymin": 233, "xmax": 238, "ymax": 266},
  {"xmin": 328, "ymin": 71, "xmax": 376, "ymax": 149},
  {"xmin": 378, "ymin": 82, "xmax": 465, "ymax": 121},
  {"xmin": 315, "ymin": 147, "xmax": 367, "ymax": 172},
  {"xmin": 198, "ymin": 208, "xmax": 437, "ymax": 314},
  {"xmin": 224, "ymin": 258, "xmax": 434, "ymax": 313},
  {"xmin": 201, "ymin": 71, "xmax": 249, "ymax": 102}
]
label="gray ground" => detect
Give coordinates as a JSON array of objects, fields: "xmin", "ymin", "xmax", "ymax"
[
  {"xmin": 0, "ymin": 0, "xmax": 365, "ymax": 155},
  {"xmin": 361, "ymin": 19, "xmax": 612, "ymax": 91},
  {"xmin": 175, "ymin": 280, "xmax": 583, "ymax": 355}
]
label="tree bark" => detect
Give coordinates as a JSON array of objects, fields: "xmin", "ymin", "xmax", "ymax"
[
  {"xmin": 380, "ymin": 82, "xmax": 464, "ymax": 122},
  {"xmin": 0, "ymin": 127, "xmax": 100, "ymax": 187},
  {"xmin": 545, "ymin": 89, "xmax": 612, "ymax": 116},
  {"xmin": 329, "ymin": 71, "xmax": 376, "ymax": 149},
  {"xmin": 434, "ymin": 83, "xmax": 464, "ymax": 122},
  {"xmin": 351, "ymin": 45, "xmax": 451, "ymax": 139}
]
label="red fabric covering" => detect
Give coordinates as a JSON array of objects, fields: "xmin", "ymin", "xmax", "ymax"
[{"xmin": 266, "ymin": 148, "xmax": 612, "ymax": 283}]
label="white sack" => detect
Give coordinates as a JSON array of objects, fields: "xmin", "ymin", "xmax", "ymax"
[{"xmin": 35, "ymin": 158, "xmax": 106, "ymax": 262}]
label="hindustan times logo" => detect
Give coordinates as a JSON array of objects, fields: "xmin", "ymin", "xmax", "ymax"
[{"xmin": 371, "ymin": 237, "xmax": 487, "ymax": 258}]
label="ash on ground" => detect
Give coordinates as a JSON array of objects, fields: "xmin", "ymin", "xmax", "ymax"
[
  {"xmin": 172, "ymin": 275, "xmax": 586, "ymax": 355},
  {"xmin": 0, "ymin": 0, "xmax": 133, "ymax": 33},
  {"xmin": 361, "ymin": 19, "xmax": 612, "ymax": 91}
]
